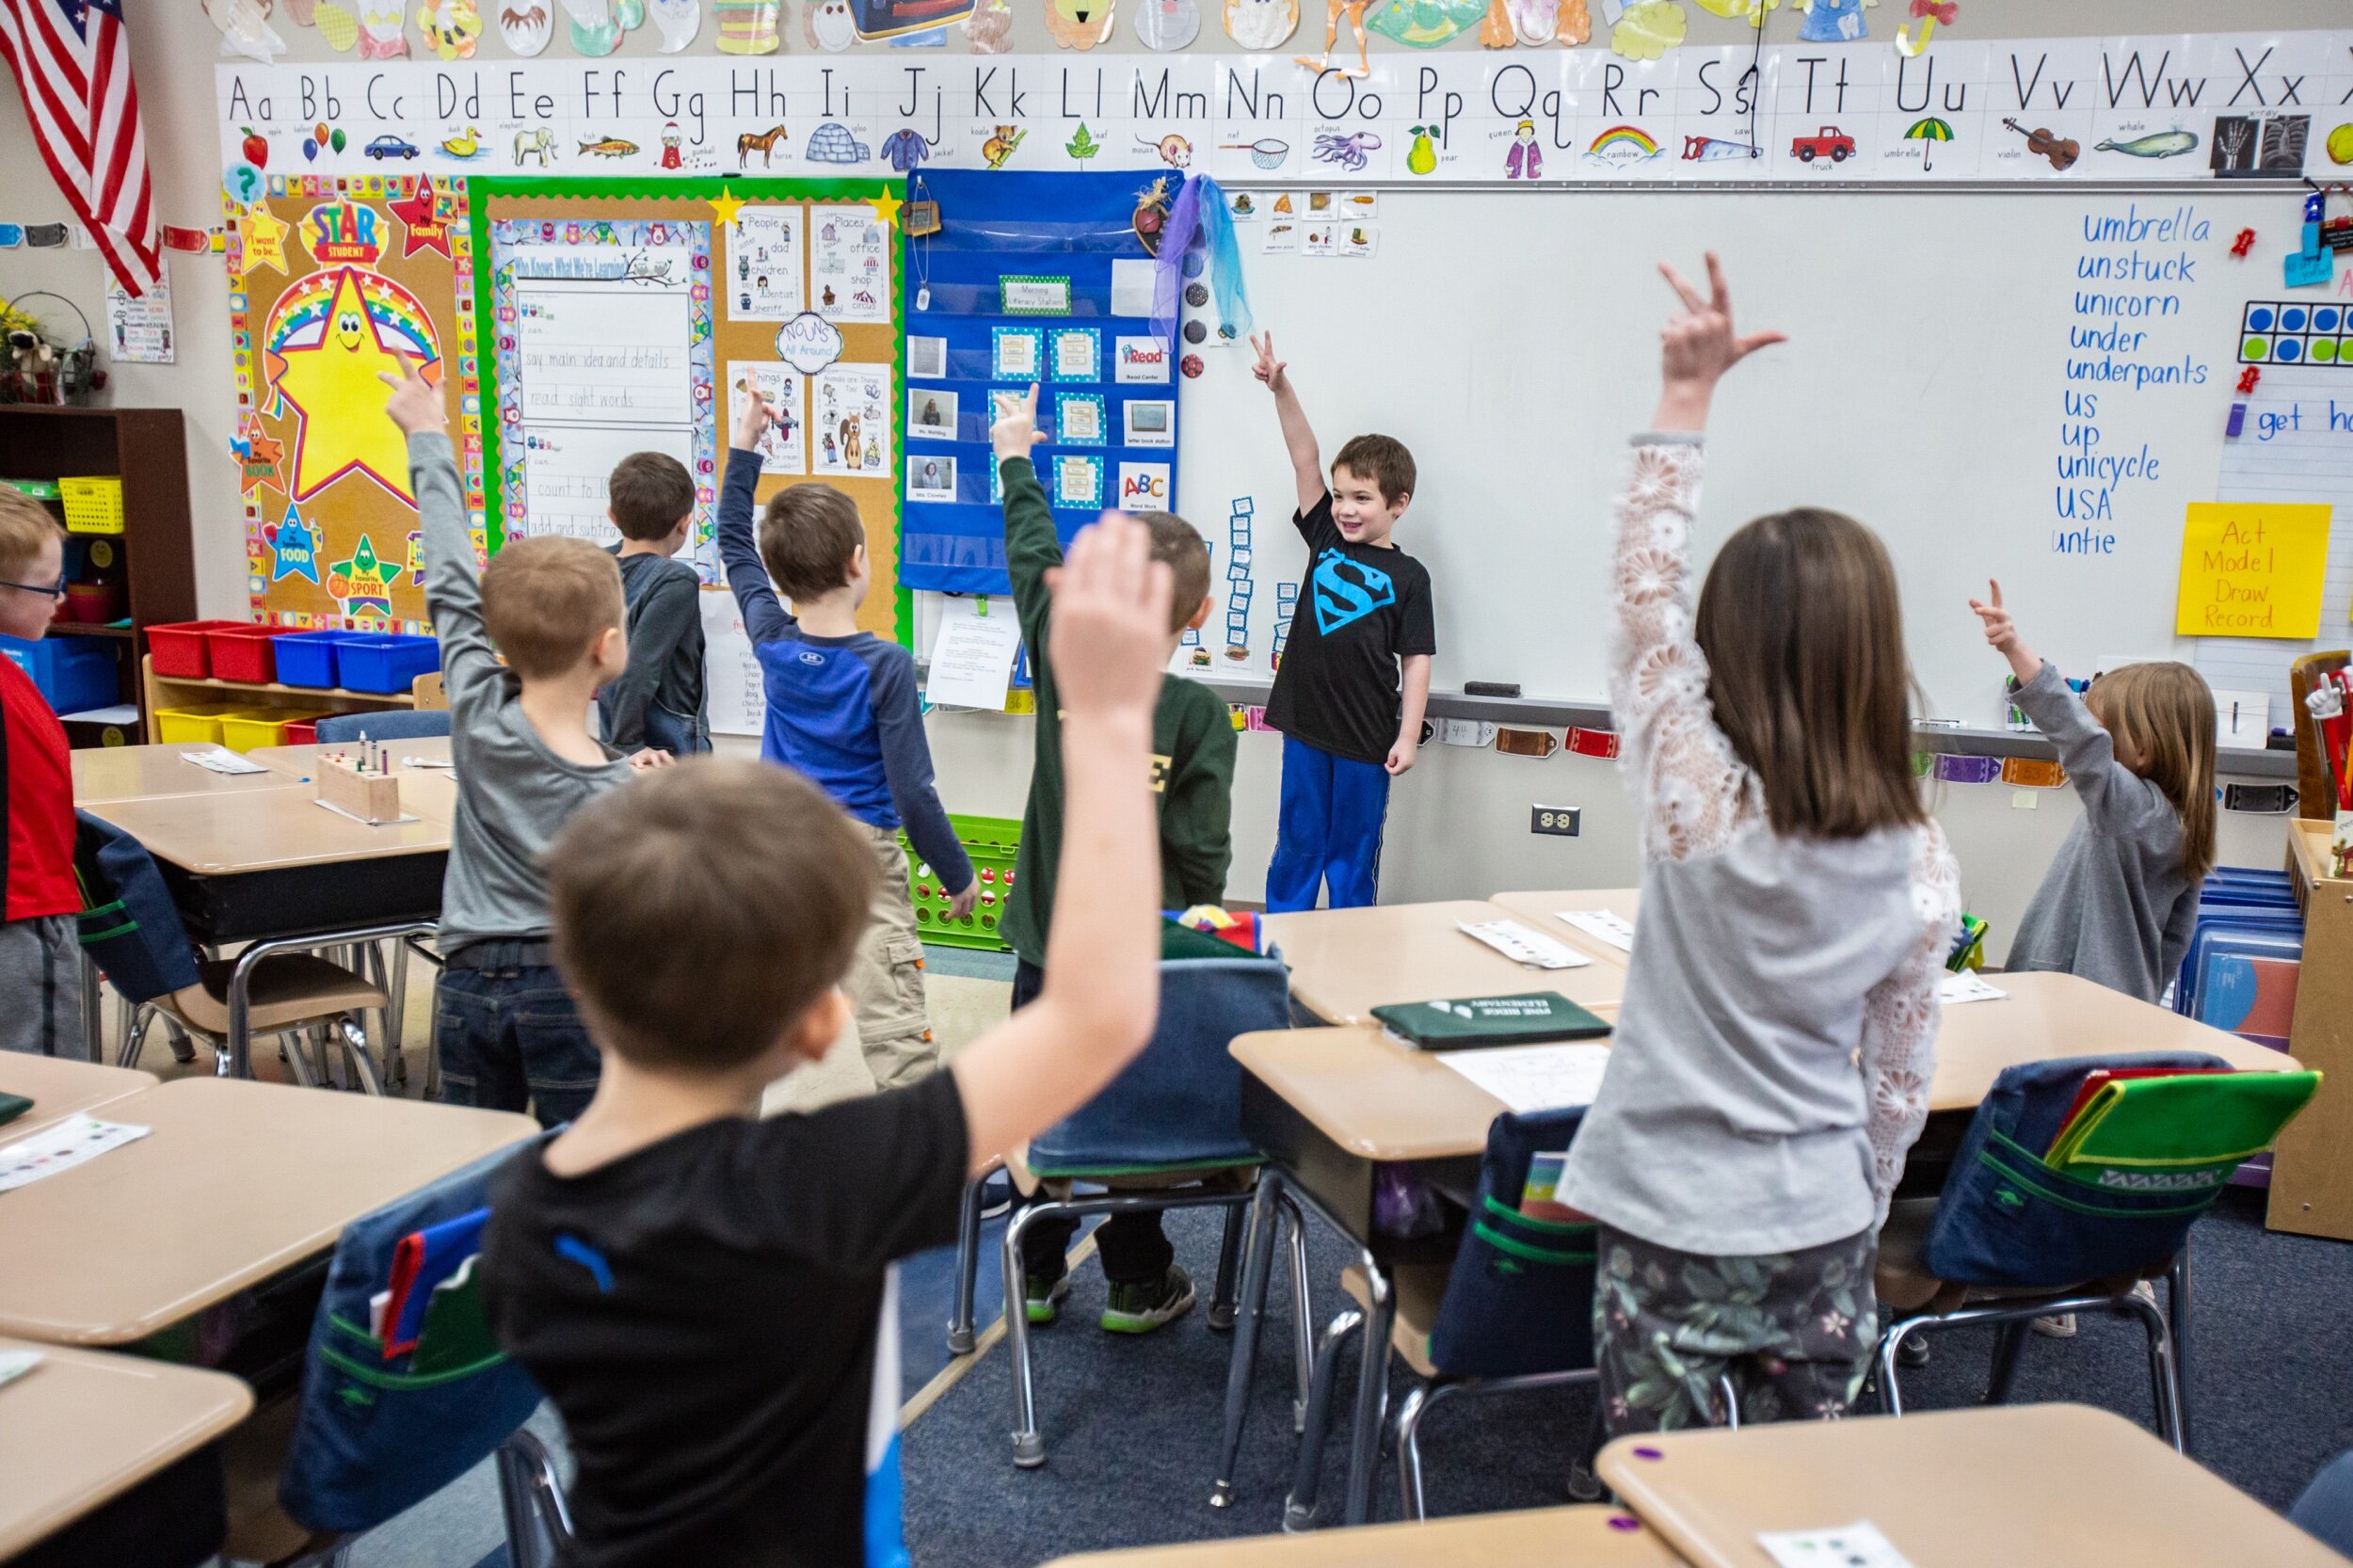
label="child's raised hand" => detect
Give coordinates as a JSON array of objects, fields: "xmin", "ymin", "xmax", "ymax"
[
  {"xmin": 378, "ymin": 361, "xmax": 447, "ymax": 437},
  {"xmin": 991, "ymin": 383, "xmax": 1047, "ymax": 464},
  {"xmin": 1654, "ymin": 252, "xmax": 1785, "ymax": 429},
  {"xmin": 1047, "ymin": 511, "xmax": 1173, "ymax": 726},
  {"xmin": 1249, "ymin": 330, "xmax": 1287, "ymax": 392},
  {"xmin": 1967, "ymin": 579, "xmax": 2019, "ymax": 653},
  {"xmin": 733, "ymin": 387, "xmax": 774, "ymax": 452}
]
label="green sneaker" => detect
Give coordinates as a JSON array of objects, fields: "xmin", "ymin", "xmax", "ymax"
[
  {"xmin": 1024, "ymin": 1271, "xmax": 1070, "ymax": 1325},
  {"xmin": 1100, "ymin": 1265, "xmax": 1195, "ymax": 1335}
]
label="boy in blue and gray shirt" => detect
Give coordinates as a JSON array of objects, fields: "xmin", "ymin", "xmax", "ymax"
[{"xmin": 718, "ymin": 390, "xmax": 976, "ymax": 1089}]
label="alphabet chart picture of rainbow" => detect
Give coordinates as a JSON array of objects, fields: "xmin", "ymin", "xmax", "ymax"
[{"xmin": 2238, "ymin": 302, "xmax": 2353, "ymax": 367}]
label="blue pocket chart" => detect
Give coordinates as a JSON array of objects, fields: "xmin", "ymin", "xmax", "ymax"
[{"xmin": 899, "ymin": 171, "xmax": 1189, "ymax": 595}]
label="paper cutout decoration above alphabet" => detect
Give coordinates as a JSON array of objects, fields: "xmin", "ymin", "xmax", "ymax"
[
  {"xmin": 359, "ymin": 1, "xmax": 409, "ymax": 55},
  {"xmin": 416, "ymin": 0, "xmax": 484, "ymax": 57},
  {"xmin": 1046, "ymin": 0, "xmax": 1115, "ymax": 48},
  {"xmin": 1225, "ymin": 0, "xmax": 1294, "ymax": 47},
  {"xmin": 807, "ymin": 0, "xmax": 856, "ymax": 50},
  {"xmin": 1609, "ymin": 0, "xmax": 1682, "ymax": 57},
  {"xmin": 497, "ymin": 0, "xmax": 553, "ymax": 51},
  {"xmin": 650, "ymin": 0, "xmax": 700, "ymax": 47},
  {"xmin": 562, "ymin": 0, "xmax": 619, "ymax": 52},
  {"xmin": 1135, "ymin": 0, "xmax": 1199, "ymax": 48}
]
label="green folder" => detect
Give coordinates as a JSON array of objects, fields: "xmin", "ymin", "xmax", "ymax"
[
  {"xmin": 2048, "ymin": 1069, "xmax": 2323, "ymax": 1186},
  {"xmin": 0, "ymin": 1095, "xmax": 31, "ymax": 1129},
  {"xmin": 1370, "ymin": 992, "xmax": 1612, "ymax": 1051},
  {"xmin": 408, "ymin": 1261, "xmax": 502, "ymax": 1376}
]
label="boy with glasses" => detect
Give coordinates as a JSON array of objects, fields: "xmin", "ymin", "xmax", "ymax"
[{"xmin": 0, "ymin": 488, "xmax": 78, "ymax": 1054}]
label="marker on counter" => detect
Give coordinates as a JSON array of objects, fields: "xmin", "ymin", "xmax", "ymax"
[{"xmin": 1464, "ymin": 681, "xmax": 1521, "ymax": 698}]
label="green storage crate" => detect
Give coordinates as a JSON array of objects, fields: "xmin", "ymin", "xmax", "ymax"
[{"xmin": 904, "ymin": 813, "xmax": 1022, "ymax": 952}]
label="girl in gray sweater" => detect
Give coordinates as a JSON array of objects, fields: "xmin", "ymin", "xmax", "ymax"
[
  {"xmin": 1557, "ymin": 254, "xmax": 1960, "ymax": 1434},
  {"xmin": 1969, "ymin": 585, "xmax": 2217, "ymax": 1005}
]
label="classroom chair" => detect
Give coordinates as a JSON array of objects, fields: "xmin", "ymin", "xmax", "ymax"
[
  {"xmin": 313, "ymin": 709, "xmax": 452, "ymax": 743},
  {"xmin": 1285, "ymin": 1107, "xmax": 1603, "ymax": 1526},
  {"xmin": 2290, "ymin": 1451, "xmax": 2353, "ymax": 1558},
  {"xmin": 969, "ymin": 956, "xmax": 1308, "ymax": 1468},
  {"xmin": 493, "ymin": 1429, "xmax": 576, "ymax": 1568},
  {"xmin": 215, "ymin": 1136, "xmax": 550, "ymax": 1566},
  {"xmin": 1872, "ymin": 1054, "xmax": 2321, "ymax": 1454}
]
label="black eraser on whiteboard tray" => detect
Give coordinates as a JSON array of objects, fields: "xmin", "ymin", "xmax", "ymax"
[{"xmin": 1465, "ymin": 681, "xmax": 1520, "ymax": 698}]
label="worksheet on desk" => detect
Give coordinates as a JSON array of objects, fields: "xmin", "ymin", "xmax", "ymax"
[{"xmin": 1437, "ymin": 1042, "xmax": 1611, "ymax": 1113}]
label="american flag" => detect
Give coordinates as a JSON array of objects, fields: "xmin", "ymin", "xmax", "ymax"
[{"xmin": 0, "ymin": 0, "xmax": 158, "ymax": 295}]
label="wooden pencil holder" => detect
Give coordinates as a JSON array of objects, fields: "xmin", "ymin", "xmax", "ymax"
[{"xmin": 316, "ymin": 756, "xmax": 403, "ymax": 824}]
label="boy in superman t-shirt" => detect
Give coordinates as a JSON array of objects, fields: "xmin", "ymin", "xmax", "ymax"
[{"xmin": 1250, "ymin": 330, "xmax": 1436, "ymax": 910}]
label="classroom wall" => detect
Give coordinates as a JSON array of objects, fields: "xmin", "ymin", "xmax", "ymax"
[{"xmin": 0, "ymin": 0, "xmax": 2326, "ymax": 961}]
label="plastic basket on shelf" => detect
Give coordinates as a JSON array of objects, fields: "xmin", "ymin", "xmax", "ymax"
[
  {"xmin": 154, "ymin": 703, "xmax": 252, "ymax": 744},
  {"xmin": 335, "ymin": 634, "xmax": 440, "ymax": 695},
  {"xmin": 904, "ymin": 813, "xmax": 1023, "ymax": 952},
  {"xmin": 146, "ymin": 620, "xmax": 249, "ymax": 679},
  {"xmin": 0, "ymin": 632, "xmax": 117, "ymax": 713},
  {"xmin": 271, "ymin": 630, "xmax": 367, "ymax": 690},
  {"xmin": 205, "ymin": 625, "xmax": 281, "ymax": 685},
  {"xmin": 219, "ymin": 709, "xmax": 329, "ymax": 753},
  {"xmin": 58, "ymin": 476, "xmax": 123, "ymax": 535}
]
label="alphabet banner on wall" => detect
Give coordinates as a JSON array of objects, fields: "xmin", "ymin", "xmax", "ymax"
[
  {"xmin": 219, "ymin": 29, "xmax": 2350, "ymax": 189},
  {"xmin": 228, "ymin": 173, "xmax": 486, "ymax": 629}
]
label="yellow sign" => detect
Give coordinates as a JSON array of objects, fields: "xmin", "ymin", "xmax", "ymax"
[{"xmin": 2175, "ymin": 502, "xmax": 2330, "ymax": 639}]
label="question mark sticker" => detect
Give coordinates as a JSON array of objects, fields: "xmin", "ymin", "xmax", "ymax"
[{"xmin": 224, "ymin": 162, "xmax": 263, "ymax": 204}]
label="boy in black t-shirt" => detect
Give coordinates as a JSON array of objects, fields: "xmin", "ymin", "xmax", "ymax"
[
  {"xmin": 1249, "ymin": 330, "xmax": 1436, "ymax": 911},
  {"xmin": 478, "ymin": 516, "xmax": 1176, "ymax": 1568}
]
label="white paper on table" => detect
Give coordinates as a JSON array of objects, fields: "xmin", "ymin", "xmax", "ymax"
[
  {"xmin": 1109, "ymin": 258, "xmax": 1158, "ymax": 317},
  {"xmin": 0, "ymin": 1115, "xmax": 152, "ymax": 1193},
  {"xmin": 925, "ymin": 597, "xmax": 1021, "ymax": 711},
  {"xmin": 184, "ymin": 745, "xmax": 270, "ymax": 776},
  {"xmin": 1437, "ymin": 1042, "xmax": 1612, "ymax": 1113},
  {"xmin": 1756, "ymin": 1521, "xmax": 1917, "ymax": 1568},
  {"xmin": 1556, "ymin": 909, "xmax": 1635, "ymax": 953},
  {"xmin": 1457, "ymin": 920, "xmax": 1593, "ymax": 970},
  {"xmin": 1938, "ymin": 972, "xmax": 2008, "ymax": 1005},
  {"xmin": 0, "ymin": 1350, "xmax": 41, "ymax": 1388}
]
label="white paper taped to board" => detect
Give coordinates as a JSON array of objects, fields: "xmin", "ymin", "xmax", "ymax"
[
  {"xmin": 926, "ymin": 597, "xmax": 1021, "ymax": 712},
  {"xmin": 702, "ymin": 589, "xmax": 767, "ymax": 738}
]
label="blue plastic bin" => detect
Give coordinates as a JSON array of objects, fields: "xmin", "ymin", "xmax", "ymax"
[
  {"xmin": 271, "ymin": 630, "xmax": 366, "ymax": 690},
  {"xmin": 336, "ymin": 634, "xmax": 440, "ymax": 695},
  {"xmin": 0, "ymin": 632, "xmax": 118, "ymax": 714}
]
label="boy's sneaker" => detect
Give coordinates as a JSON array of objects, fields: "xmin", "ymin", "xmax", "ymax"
[
  {"xmin": 2032, "ymin": 1313, "xmax": 2078, "ymax": 1338},
  {"xmin": 1024, "ymin": 1271, "xmax": 1070, "ymax": 1325},
  {"xmin": 1100, "ymin": 1265, "xmax": 1195, "ymax": 1335}
]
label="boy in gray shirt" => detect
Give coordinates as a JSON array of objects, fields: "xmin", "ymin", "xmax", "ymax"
[{"xmin": 385, "ymin": 365, "xmax": 659, "ymax": 1126}]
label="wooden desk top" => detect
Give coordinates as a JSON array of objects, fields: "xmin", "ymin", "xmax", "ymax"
[
  {"xmin": 1490, "ymin": 889, "xmax": 1644, "ymax": 966},
  {"xmin": 1264, "ymin": 901, "xmax": 1632, "ymax": 1023},
  {"xmin": 1599, "ymin": 1403, "xmax": 2345, "ymax": 1568},
  {"xmin": 1041, "ymin": 1505, "xmax": 1679, "ymax": 1565},
  {"xmin": 0, "ymin": 1336, "xmax": 253, "ymax": 1560},
  {"xmin": 82, "ymin": 785, "xmax": 451, "ymax": 875},
  {"xmin": 71, "ymin": 743, "xmax": 310, "ymax": 807},
  {"xmin": 0, "ymin": 1079, "xmax": 536, "ymax": 1346},
  {"xmin": 250, "ymin": 741, "xmax": 459, "ymax": 824},
  {"xmin": 1232, "ymin": 971, "xmax": 2299, "ymax": 1164},
  {"xmin": 0, "ymin": 1057, "xmax": 157, "ymax": 1139}
]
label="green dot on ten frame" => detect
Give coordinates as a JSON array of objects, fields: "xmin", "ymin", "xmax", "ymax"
[{"xmin": 2242, "ymin": 336, "xmax": 2270, "ymax": 360}]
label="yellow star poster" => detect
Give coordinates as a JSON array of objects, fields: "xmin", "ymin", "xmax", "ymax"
[{"xmin": 227, "ymin": 176, "xmax": 483, "ymax": 630}]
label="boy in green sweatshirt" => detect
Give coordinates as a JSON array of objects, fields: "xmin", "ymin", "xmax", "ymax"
[{"xmin": 994, "ymin": 384, "xmax": 1237, "ymax": 1334}]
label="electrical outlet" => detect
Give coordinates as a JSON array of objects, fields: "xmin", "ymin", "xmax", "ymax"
[{"xmin": 1531, "ymin": 805, "xmax": 1580, "ymax": 837}]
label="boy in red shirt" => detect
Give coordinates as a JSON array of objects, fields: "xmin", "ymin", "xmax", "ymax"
[{"xmin": 0, "ymin": 489, "xmax": 79, "ymax": 1055}]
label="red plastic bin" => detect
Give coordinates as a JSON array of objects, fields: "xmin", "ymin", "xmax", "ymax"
[
  {"xmin": 146, "ymin": 620, "xmax": 249, "ymax": 680},
  {"xmin": 284, "ymin": 719, "xmax": 319, "ymax": 744},
  {"xmin": 204, "ymin": 625, "xmax": 281, "ymax": 685}
]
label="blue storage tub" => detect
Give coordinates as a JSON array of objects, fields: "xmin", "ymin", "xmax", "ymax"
[
  {"xmin": 272, "ymin": 630, "xmax": 368, "ymax": 690},
  {"xmin": 0, "ymin": 632, "xmax": 118, "ymax": 714},
  {"xmin": 336, "ymin": 634, "xmax": 440, "ymax": 694}
]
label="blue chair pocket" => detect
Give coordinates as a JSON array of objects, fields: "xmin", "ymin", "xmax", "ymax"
[
  {"xmin": 1426, "ymin": 1196, "xmax": 1598, "ymax": 1379},
  {"xmin": 1919, "ymin": 1128, "xmax": 2219, "ymax": 1289}
]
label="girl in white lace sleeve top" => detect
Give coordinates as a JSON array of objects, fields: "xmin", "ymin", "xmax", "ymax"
[{"xmin": 1554, "ymin": 254, "xmax": 1961, "ymax": 1435}]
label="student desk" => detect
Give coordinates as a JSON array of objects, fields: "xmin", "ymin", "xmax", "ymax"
[
  {"xmin": 0, "ymin": 1336, "xmax": 253, "ymax": 1564},
  {"xmin": 249, "ymin": 739, "xmax": 459, "ymax": 824},
  {"xmin": 1598, "ymin": 1402, "xmax": 2346, "ymax": 1568},
  {"xmin": 80, "ymin": 785, "xmax": 450, "ymax": 1076},
  {"xmin": 0, "ymin": 1056, "xmax": 157, "ymax": 1138},
  {"xmin": 1042, "ymin": 1505, "xmax": 1680, "ymax": 1566},
  {"xmin": 1215, "ymin": 972, "xmax": 2301, "ymax": 1530},
  {"xmin": 0, "ymin": 1078, "xmax": 536, "ymax": 1348},
  {"xmin": 71, "ymin": 743, "xmax": 313, "ymax": 807},
  {"xmin": 1489, "ymin": 888, "xmax": 1643, "ymax": 965},
  {"xmin": 1262, "ymin": 901, "xmax": 1631, "ymax": 1023}
]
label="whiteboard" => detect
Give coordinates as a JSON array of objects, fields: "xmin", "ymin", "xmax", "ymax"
[{"xmin": 1173, "ymin": 186, "xmax": 2337, "ymax": 729}]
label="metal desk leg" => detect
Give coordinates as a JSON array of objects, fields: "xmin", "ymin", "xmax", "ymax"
[
  {"xmin": 1341, "ymin": 1261, "xmax": 1395, "ymax": 1527},
  {"xmin": 1283, "ymin": 1306, "xmax": 1362, "ymax": 1531},
  {"xmin": 80, "ymin": 952, "xmax": 103, "ymax": 1063},
  {"xmin": 1209, "ymin": 1167, "xmax": 1287, "ymax": 1509},
  {"xmin": 2169, "ymin": 1242, "xmax": 2194, "ymax": 1456}
]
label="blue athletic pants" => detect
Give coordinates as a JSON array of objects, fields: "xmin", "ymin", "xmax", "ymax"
[{"xmin": 1265, "ymin": 733, "xmax": 1391, "ymax": 913}]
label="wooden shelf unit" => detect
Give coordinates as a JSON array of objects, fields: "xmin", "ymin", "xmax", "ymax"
[
  {"xmin": 0, "ymin": 407, "xmax": 195, "ymax": 742},
  {"xmin": 2272, "ymin": 820, "xmax": 2353, "ymax": 1241},
  {"xmin": 140, "ymin": 655, "xmax": 442, "ymax": 728}
]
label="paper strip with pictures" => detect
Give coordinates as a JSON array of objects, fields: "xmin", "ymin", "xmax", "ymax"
[{"xmin": 897, "ymin": 170, "xmax": 1187, "ymax": 597}]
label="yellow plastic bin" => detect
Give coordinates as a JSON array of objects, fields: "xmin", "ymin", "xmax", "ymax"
[
  {"xmin": 152, "ymin": 703, "xmax": 250, "ymax": 745},
  {"xmin": 58, "ymin": 476, "xmax": 124, "ymax": 535},
  {"xmin": 219, "ymin": 709, "xmax": 328, "ymax": 753}
]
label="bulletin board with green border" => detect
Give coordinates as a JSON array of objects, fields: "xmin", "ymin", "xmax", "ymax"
[{"xmin": 468, "ymin": 176, "xmax": 911, "ymax": 645}]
